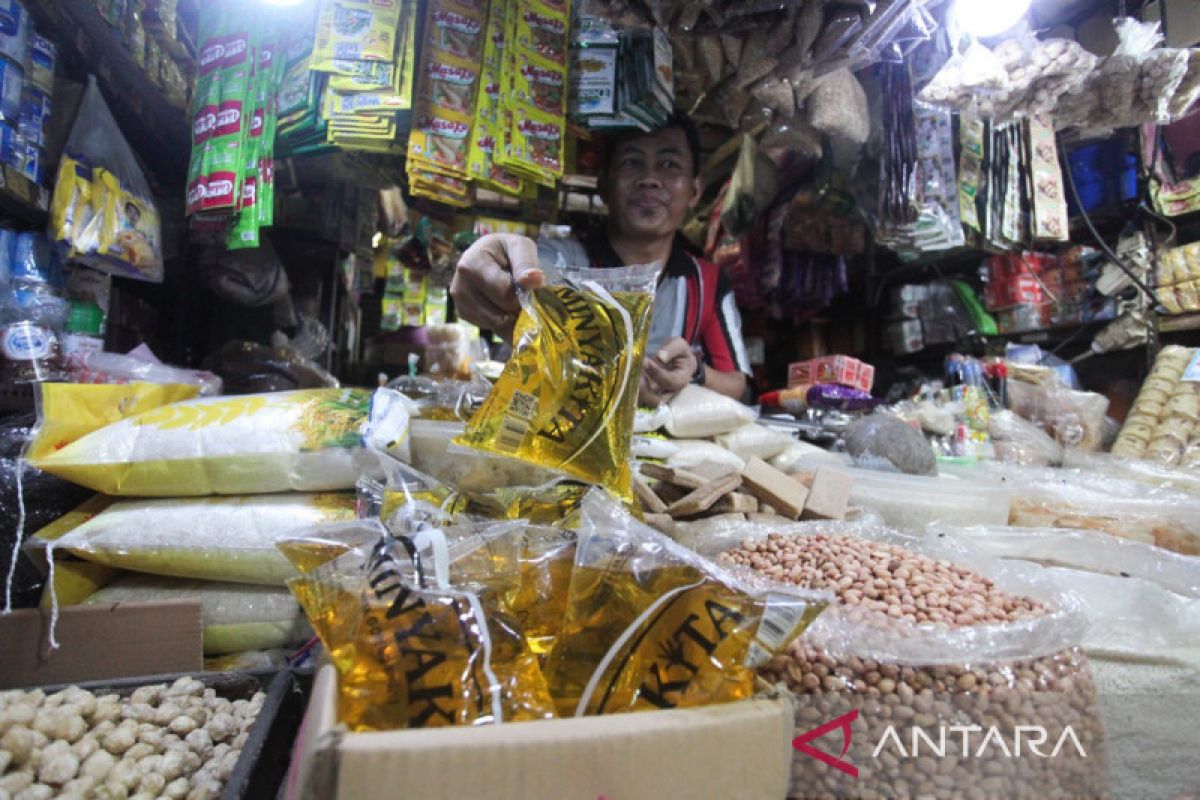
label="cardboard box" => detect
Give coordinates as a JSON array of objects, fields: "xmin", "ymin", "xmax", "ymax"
[
  {"xmin": 286, "ymin": 666, "xmax": 794, "ymax": 800},
  {"xmin": 0, "ymin": 600, "xmax": 203, "ymax": 689},
  {"xmin": 788, "ymin": 355, "xmax": 874, "ymax": 393}
]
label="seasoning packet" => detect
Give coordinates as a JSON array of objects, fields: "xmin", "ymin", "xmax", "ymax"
[
  {"xmin": 285, "ymin": 520, "xmax": 557, "ymax": 730},
  {"xmin": 466, "ymin": 3, "xmax": 526, "ymax": 195},
  {"xmin": 453, "ymin": 261, "xmax": 660, "ymax": 502},
  {"xmin": 497, "ymin": 106, "xmax": 565, "ymax": 183},
  {"xmin": 311, "ymin": 0, "xmax": 403, "ymax": 72},
  {"xmin": 543, "ymin": 490, "xmax": 829, "ymax": 717}
]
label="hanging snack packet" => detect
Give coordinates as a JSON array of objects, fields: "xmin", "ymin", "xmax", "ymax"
[
  {"xmin": 286, "ymin": 521, "xmax": 557, "ymax": 730},
  {"xmin": 454, "ymin": 262, "xmax": 659, "ymax": 502},
  {"xmin": 28, "ymin": 384, "xmax": 417, "ymax": 496},
  {"xmin": 41, "ymin": 492, "xmax": 357, "ymax": 585},
  {"xmin": 543, "ymin": 490, "xmax": 828, "ymax": 717}
]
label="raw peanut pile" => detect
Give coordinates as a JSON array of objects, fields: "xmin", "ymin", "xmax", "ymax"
[
  {"xmin": 718, "ymin": 532, "xmax": 1045, "ymax": 626},
  {"xmin": 721, "ymin": 532, "xmax": 1106, "ymax": 800},
  {"xmin": 0, "ymin": 677, "xmax": 264, "ymax": 800}
]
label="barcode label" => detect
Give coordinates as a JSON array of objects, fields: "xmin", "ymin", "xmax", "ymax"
[
  {"xmin": 496, "ymin": 415, "xmax": 530, "ymax": 453},
  {"xmin": 744, "ymin": 640, "xmax": 772, "ymax": 669},
  {"xmin": 509, "ymin": 390, "xmax": 538, "ymax": 420},
  {"xmin": 753, "ymin": 593, "xmax": 811, "ymax": 655}
]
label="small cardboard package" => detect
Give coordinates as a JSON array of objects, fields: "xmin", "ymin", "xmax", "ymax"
[{"xmin": 285, "ymin": 665, "xmax": 794, "ymax": 800}]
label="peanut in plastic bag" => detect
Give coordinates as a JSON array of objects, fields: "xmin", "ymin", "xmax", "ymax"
[
  {"xmin": 543, "ymin": 490, "xmax": 828, "ymax": 717},
  {"xmin": 285, "ymin": 521, "xmax": 557, "ymax": 731},
  {"xmin": 454, "ymin": 263, "xmax": 660, "ymax": 503}
]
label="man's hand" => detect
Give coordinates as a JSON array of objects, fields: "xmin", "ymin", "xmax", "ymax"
[
  {"xmin": 640, "ymin": 337, "xmax": 698, "ymax": 407},
  {"xmin": 449, "ymin": 234, "xmax": 545, "ymax": 342}
]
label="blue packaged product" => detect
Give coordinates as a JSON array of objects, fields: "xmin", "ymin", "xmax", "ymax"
[
  {"xmin": 0, "ymin": 227, "xmax": 13, "ymax": 284},
  {"xmin": 0, "ymin": 57, "xmax": 23, "ymax": 122},
  {"xmin": 12, "ymin": 232, "xmax": 54, "ymax": 284},
  {"xmin": 17, "ymin": 85, "xmax": 46, "ymax": 145},
  {"xmin": 0, "ymin": 1, "xmax": 27, "ymax": 68},
  {"xmin": 0, "ymin": 119, "xmax": 12, "ymax": 164},
  {"xmin": 17, "ymin": 141, "xmax": 38, "ymax": 184},
  {"xmin": 28, "ymin": 31, "xmax": 53, "ymax": 92}
]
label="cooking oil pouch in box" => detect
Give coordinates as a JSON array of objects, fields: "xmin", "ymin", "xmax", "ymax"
[
  {"xmin": 312, "ymin": 0, "xmax": 403, "ymax": 72},
  {"xmin": 287, "ymin": 521, "xmax": 557, "ymax": 730},
  {"xmin": 41, "ymin": 492, "xmax": 357, "ymax": 585},
  {"xmin": 544, "ymin": 490, "xmax": 828, "ymax": 717},
  {"xmin": 453, "ymin": 262, "xmax": 659, "ymax": 502},
  {"xmin": 28, "ymin": 384, "xmax": 417, "ymax": 496}
]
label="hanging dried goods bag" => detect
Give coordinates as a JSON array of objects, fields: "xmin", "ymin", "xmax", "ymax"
[
  {"xmin": 453, "ymin": 262, "xmax": 659, "ymax": 503},
  {"xmin": 27, "ymin": 383, "xmax": 416, "ymax": 496}
]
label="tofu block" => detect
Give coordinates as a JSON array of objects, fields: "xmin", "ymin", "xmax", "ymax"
[
  {"xmin": 666, "ymin": 471, "xmax": 743, "ymax": 517},
  {"xmin": 639, "ymin": 462, "xmax": 710, "ymax": 490},
  {"xmin": 740, "ymin": 457, "xmax": 808, "ymax": 520},
  {"xmin": 801, "ymin": 467, "xmax": 852, "ymax": 521},
  {"xmin": 634, "ymin": 474, "xmax": 668, "ymax": 514},
  {"xmin": 644, "ymin": 513, "xmax": 679, "ymax": 537},
  {"xmin": 709, "ymin": 492, "xmax": 759, "ymax": 514}
]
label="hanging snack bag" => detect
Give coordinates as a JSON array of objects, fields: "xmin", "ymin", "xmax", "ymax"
[
  {"xmin": 40, "ymin": 492, "xmax": 357, "ymax": 585},
  {"xmin": 48, "ymin": 78, "xmax": 164, "ymax": 282},
  {"xmin": 543, "ymin": 490, "xmax": 828, "ymax": 717},
  {"xmin": 454, "ymin": 261, "xmax": 659, "ymax": 502},
  {"xmin": 467, "ymin": 6, "xmax": 525, "ymax": 195},
  {"xmin": 286, "ymin": 520, "xmax": 557, "ymax": 730},
  {"xmin": 27, "ymin": 383, "xmax": 417, "ymax": 496}
]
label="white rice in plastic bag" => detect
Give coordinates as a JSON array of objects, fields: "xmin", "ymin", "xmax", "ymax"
[
  {"xmin": 715, "ymin": 424, "xmax": 793, "ymax": 461},
  {"xmin": 664, "ymin": 385, "xmax": 756, "ymax": 438},
  {"xmin": 665, "ymin": 440, "xmax": 746, "ymax": 472}
]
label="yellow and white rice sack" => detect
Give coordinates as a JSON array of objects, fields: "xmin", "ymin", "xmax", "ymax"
[
  {"xmin": 29, "ymin": 385, "xmax": 416, "ymax": 495},
  {"xmin": 43, "ymin": 493, "xmax": 357, "ymax": 585},
  {"xmin": 84, "ymin": 574, "xmax": 311, "ymax": 655}
]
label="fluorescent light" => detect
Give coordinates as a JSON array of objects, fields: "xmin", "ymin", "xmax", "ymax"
[{"xmin": 953, "ymin": 0, "xmax": 1032, "ymax": 38}]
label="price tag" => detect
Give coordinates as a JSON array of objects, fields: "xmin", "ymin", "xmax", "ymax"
[{"xmin": 1183, "ymin": 351, "xmax": 1200, "ymax": 383}]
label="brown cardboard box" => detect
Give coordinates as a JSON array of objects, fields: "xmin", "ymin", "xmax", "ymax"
[
  {"xmin": 0, "ymin": 600, "xmax": 203, "ymax": 689},
  {"xmin": 286, "ymin": 666, "xmax": 794, "ymax": 800}
]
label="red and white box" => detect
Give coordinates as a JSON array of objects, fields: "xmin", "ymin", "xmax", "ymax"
[{"xmin": 788, "ymin": 355, "xmax": 875, "ymax": 393}]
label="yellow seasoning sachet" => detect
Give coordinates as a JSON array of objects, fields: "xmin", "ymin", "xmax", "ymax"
[
  {"xmin": 454, "ymin": 263, "xmax": 660, "ymax": 503},
  {"xmin": 286, "ymin": 522, "xmax": 557, "ymax": 731},
  {"xmin": 543, "ymin": 490, "xmax": 829, "ymax": 717}
]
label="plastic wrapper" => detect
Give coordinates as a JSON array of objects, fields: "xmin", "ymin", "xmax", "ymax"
[
  {"xmin": 411, "ymin": 419, "xmax": 556, "ymax": 493},
  {"xmin": 1007, "ymin": 369, "xmax": 1109, "ymax": 451},
  {"xmin": 1167, "ymin": 49, "xmax": 1200, "ymax": 120},
  {"xmin": 806, "ymin": 383, "xmax": 876, "ymax": 412},
  {"xmin": 663, "ymin": 384, "xmax": 756, "ymax": 439},
  {"xmin": 48, "ymin": 77, "xmax": 163, "ymax": 282},
  {"xmin": 455, "ymin": 263, "xmax": 659, "ymax": 502},
  {"xmin": 770, "ymin": 441, "xmax": 841, "ymax": 473},
  {"xmin": 930, "ymin": 523, "xmax": 1200, "ymax": 600},
  {"xmin": 203, "ymin": 340, "xmax": 339, "ymax": 394},
  {"xmin": 286, "ymin": 519, "xmax": 557, "ymax": 731},
  {"xmin": 69, "ymin": 350, "xmax": 223, "ymax": 395},
  {"xmin": 988, "ymin": 408, "xmax": 1063, "ymax": 466},
  {"xmin": 543, "ymin": 491, "xmax": 828, "ymax": 717},
  {"xmin": 844, "ymin": 413, "xmax": 936, "ymax": 476},
  {"xmin": 38, "ymin": 492, "xmax": 357, "ymax": 586},
  {"xmin": 1063, "ymin": 450, "xmax": 1200, "ymax": 497},
  {"xmin": 27, "ymin": 384, "xmax": 416, "ymax": 496},
  {"xmin": 714, "ymin": 423, "xmax": 792, "ymax": 462},
  {"xmin": 806, "ymin": 68, "xmax": 869, "ymax": 146},
  {"xmin": 711, "ymin": 518, "xmax": 1103, "ymax": 799},
  {"xmin": 1137, "ymin": 47, "xmax": 1190, "ymax": 123},
  {"xmin": 1112, "ymin": 345, "xmax": 1200, "ymax": 467},
  {"xmin": 632, "ymin": 434, "xmax": 679, "ymax": 461},
  {"xmin": 83, "ymin": 575, "xmax": 312, "ymax": 655},
  {"xmin": 917, "ymin": 42, "xmax": 1008, "ymax": 110}
]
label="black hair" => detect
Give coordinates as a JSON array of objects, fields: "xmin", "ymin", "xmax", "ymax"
[{"xmin": 601, "ymin": 111, "xmax": 702, "ymax": 177}]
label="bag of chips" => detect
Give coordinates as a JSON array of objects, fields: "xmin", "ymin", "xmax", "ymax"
[
  {"xmin": 454, "ymin": 263, "xmax": 660, "ymax": 502},
  {"xmin": 285, "ymin": 520, "xmax": 557, "ymax": 731},
  {"xmin": 543, "ymin": 490, "xmax": 828, "ymax": 717},
  {"xmin": 39, "ymin": 492, "xmax": 357, "ymax": 585},
  {"xmin": 28, "ymin": 384, "xmax": 416, "ymax": 496}
]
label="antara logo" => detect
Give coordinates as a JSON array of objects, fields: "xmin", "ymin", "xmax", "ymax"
[{"xmin": 521, "ymin": 64, "xmax": 562, "ymax": 85}]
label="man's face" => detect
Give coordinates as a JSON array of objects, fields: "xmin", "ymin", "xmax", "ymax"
[{"xmin": 603, "ymin": 126, "xmax": 702, "ymax": 242}]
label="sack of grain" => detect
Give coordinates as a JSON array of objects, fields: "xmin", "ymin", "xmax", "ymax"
[
  {"xmin": 28, "ymin": 384, "xmax": 416, "ymax": 495},
  {"xmin": 715, "ymin": 520, "xmax": 1105, "ymax": 799},
  {"xmin": 84, "ymin": 574, "xmax": 311, "ymax": 655},
  {"xmin": 39, "ymin": 493, "xmax": 357, "ymax": 585}
]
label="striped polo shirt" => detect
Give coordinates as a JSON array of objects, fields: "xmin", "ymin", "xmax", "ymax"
[{"xmin": 536, "ymin": 234, "xmax": 752, "ymax": 376}]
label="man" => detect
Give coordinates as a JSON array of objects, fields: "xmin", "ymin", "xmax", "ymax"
[{"xmin": 450, "ymin": 112, "xmax": 752, "ymax": 406}]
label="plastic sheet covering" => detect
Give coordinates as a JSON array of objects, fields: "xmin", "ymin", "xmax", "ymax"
[
  {"xmin": 41, "ymin": 493, "xmax": 357, "ymax": 585},
  {"xmin": 84, "ymin": 574, "xmax": 312, "ymax": 655},
  {"xmin": 1063, "ymin": 450, "xmax": 1200, "ymax": 496},
  {"xmin": 928, "ymin": 523, "xmax": 1200, "ymax": 599},
  {"xmin": 28, "ymin": 385, "xmax": 416, "ymax": 495}
]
